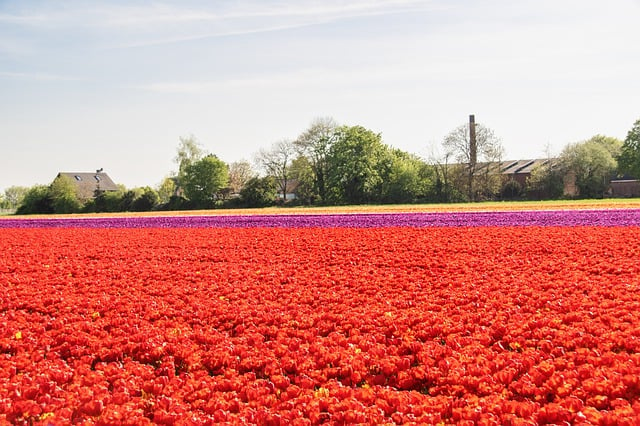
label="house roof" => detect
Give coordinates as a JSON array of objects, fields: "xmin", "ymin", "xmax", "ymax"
[
  {"xmin": 501, "ymin": 159, "xmax": 551, "ymax": 175},
  {"xmin": 57, "ymin": 172, "xmax": 119, "ymax": 199}
]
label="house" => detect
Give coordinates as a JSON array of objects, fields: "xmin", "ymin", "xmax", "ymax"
[
  {"xmin": 56, "ymin": 170, "xmax": 119, "ymax": 200},
  {"xmin": 277, "ymin": 179, "xmax": 300, "ymax": 201},
  {"xmin": 500, "ymin": 159, "xmax": 550, "ymax": 188},
  {"xmin": 609, "ymin": 179, "xmax": 640, "ymax": 198}
]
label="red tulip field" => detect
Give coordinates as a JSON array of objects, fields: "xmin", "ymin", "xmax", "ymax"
[{"xmin": 1, "ymin": 209, "xmax": 640, "ymax": 424}]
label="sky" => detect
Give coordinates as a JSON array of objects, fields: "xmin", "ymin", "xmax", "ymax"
[{"xmin": 1, "ymin": 0, "xmax": 639, "ymax": 192}]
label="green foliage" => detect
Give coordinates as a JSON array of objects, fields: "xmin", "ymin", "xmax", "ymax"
[
  {"xmin": 132, "ymin": 187, "xmax": 160, "ymax": 211},
  {"xmin": 88, "ymin": 190, "xmax": 125, "ymax": 213},
  {"xmin": 3, "ymin": 186, "xmax": 29, "ymax": 210},
  {"xmin": 50, "ymin": 175, "xmax": 83, "ymax": 213},
  {"xmin": 500, "ymin": 179, "xmax": 524, "ymax": 200},
  {"xmin": 119, "ymin": 189, "xmax": 141, "ymax": 212},
  {"xmin": 175, "ymin": 135, "xmax": 205, "ymax": 189},
  {"xmin": 526, "ymin": 161, "xmax": 564, "ymax": 200},
  {"xmin": 288, "ymin": 156, "xmax": 317, "ymax": 204},
  {"xmin": 294, "ymin": 117, "xmax": 338, "ymax": 202},
  {"xmin": 618, "ymin": 118, "xmax": 640, "ymax": 178},
  {"xmin": 156, "ymin": 195, "xmax": 190, "ymax": 211},
  {"xmin": 380, "ymin": 150, "xmax": 432, "ymax": 203},
  {"xmin": 558, "ymin": 135, "xmax": 622, "ymax": 198},
  {"xmin": 182, "ymin": 155, "xmax": 229, "ymax": 208},
  {"xmin": 240, "ymin": 176, "xmax": 278, "ymax": 207},
  {"xmin": 86, "ymin": 187, "xmax": 159, "ymax": 213},
  {"xmin": 157, "ymin": 177, "xmax": 177, "ymax": 204},
  {"xmin": 326, "ymin": 126, "xmax": 388, "ymax": 204},
  {"xmin": 16, "ymin": 185, "xmax": 53, "ymax": 215}
]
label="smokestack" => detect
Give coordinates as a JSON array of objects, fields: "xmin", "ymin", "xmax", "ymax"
[{"xmin": 469, "ymin": 114, "xmax": 477, "ymax": 167}]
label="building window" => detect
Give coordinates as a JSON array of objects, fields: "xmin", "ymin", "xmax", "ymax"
[{"xmin": 74, "ymin": 175, "xmax": 82, "ymax": 181}]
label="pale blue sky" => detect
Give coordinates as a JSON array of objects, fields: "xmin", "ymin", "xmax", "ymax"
[{"xmin": 1, "ymin": 0, "xmax": 639, "ymax": 191}]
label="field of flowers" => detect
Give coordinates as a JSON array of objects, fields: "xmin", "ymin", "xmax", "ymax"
[{"xmin": 2, "ymin": 207, "xmax": 640, "ymax": 424}]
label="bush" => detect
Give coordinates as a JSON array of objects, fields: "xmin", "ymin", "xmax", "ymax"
[
  {"xmin": 16, "ymin": 186, "xmax": 54, "ymax": 215},
  {"xmin": 240, "ymin": 177, "xmax": 278, "ymax": 208},
  {"xmin": 131, "ymin": 187, "xmax": 160, "ymax": 211},
  {"xmin": 501, "ymin": 180, "xmax": 523, "ymax": 200}
]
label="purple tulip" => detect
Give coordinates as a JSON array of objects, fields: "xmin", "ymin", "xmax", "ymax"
[{"xmin": 1, "ymin": 209, "xmax": 640, "ymax": 229}]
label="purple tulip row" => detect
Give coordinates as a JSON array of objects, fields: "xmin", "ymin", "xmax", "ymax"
[{"xmin": 1, "ymin": 209, "xmax": 640, "ymax": 229}]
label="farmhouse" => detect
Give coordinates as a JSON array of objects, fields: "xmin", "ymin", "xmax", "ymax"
[
  {"xmin": 500, "ymin": 159, "xmax": 550, "ymax": 187},
  {"xmin": 55, "ymin": 170, "xmax": 119, "ymax": 200},
  {"xmin": 609, "ymin": 179, "xmax": 640, "ymax": 198},
  {"xmin": 277, "ymin": 179, "xmax": 300, "ymax": 201}
]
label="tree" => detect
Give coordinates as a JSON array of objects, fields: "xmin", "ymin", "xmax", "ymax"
[
  {"xmin": 240, "ymin": 176, "xmax": 278, "ymax": 207},
  {"xmin": 228, "ymin": 160, "xmax": 255, "ymax": 195},
  {"xmin": 16, "ymin": 185, "xmax": 53, "ymax": 215},
  {"xmin": 442, "ymin": 121, "xmax": 504, "ymax": 201},
  {"xmin": 131, "ymin": 187, "xmax": 160, "ymax": 211},
  {"xmin": 157, "ymin": 176, "xmax": 177, "ymax": 204},
  {"xmin": 256, "ymin": 140, "xmax": 296, "ymax": 202},
  {"xmin": 88, "ymin": 188, "xmax": 125, "ymax": 213},
  {"xmin": 557, "ymin": 135, "xmax": 622, "ymax": 198},
  {"xmin": 326, "ymin": 125, "xmax": 387, "ymax": 204},
  {"xmin": 294, "ymin": 117, "xmax": 339, "ymax": 202},
  {"xmin": 288, "ymin": 155, "xmax": 317, "ymax": 204},
  {"xmin": 618, "ymin": 118, "xmax": 640, "ymax": 178},
  {"xmin": 3, "ymin": 186, "xmax": 29, "ymax": 210},
  {"xmin": 380, "ymin": 149, "xmax": 433, "ymax": 203},
  {"xmin": 50, "ymin": 174, "xmax": 83, "ymax": 213},
  {"xmin": 427, "ymin": 145, "xmax": 463, "ymax": 203},
  {"xmin": 182, "ymin": 155, "xmax": 229, "ymax": 208},
  {"xmin": 526, "ymin": 161, "xmax": 564, "ymax": 200},
  {"xmin": 175, "ymin": 135, "xmax": 205, "ymax": 189}
]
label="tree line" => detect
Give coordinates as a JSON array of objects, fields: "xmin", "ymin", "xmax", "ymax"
[{"xmin": 4, "ymin": 116, "xmax": 640, "ymax": 214}]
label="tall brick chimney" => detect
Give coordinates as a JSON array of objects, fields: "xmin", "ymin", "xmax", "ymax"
[{"xmin": 469, "ymin": 114, "xmax": 477, "ymax": 168}]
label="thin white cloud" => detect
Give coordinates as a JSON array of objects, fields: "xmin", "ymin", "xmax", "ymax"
[
  {"xmin": 103, "ymin": 1, "xmax": 436, "ymax": 26},
  {"xmin": 1, "ymin": 1, "xmax": 439, "ymax": 50},
  {"xmin": 0, "ymin": 13, "xmax": 49, "ymax": 25},
  {"xmin": 133, "ymin": 62, "xmax": 435, "ymax": 94},
  {"xmin": 0, "ymin": 71, "xmax": 83, "ymax": 81}
]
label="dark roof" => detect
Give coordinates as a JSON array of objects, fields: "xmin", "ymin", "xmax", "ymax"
[
  {"xmin": 57, "ymin": 172, "xmax": 119, "ymax": 199},
  {"xmin": 501, "ymin": 159, "xmax": 550, "ymax": 175}
]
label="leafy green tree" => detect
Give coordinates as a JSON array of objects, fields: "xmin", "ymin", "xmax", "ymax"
[
  {"xmin": 618, "ymin": 118, "xmax": 640, "ymax": 178},
  {"xmin": 120, "ymin": 188, "xmax": 142, "ymax": 211},
  {"xmin": 500, "ymin": 179, "xmax": 524, "ymax": 200},
  {"xmin": 132, "ymin": 187, "xmax": 160, "ymax": 211},
  {"xmin": 526, "ymin": 161, "xmax": 564, "ymax": 200},
  {"xmin": 326, "ymin": 125, "xmax": 387, "ymax": 204},
  {"xmin": 182, "ymin": 155, "xmax": 229, "ymax": 208},
  {"xmin": 558, "ymin": 135, "xmax": 622, "ymax": 198},
  {"xmin": 16, "ymin": 185, "xmax": 53, "ymax": 215},
  {"xmin": 294, "ymin": 117, "xmax": 338, "ymax": 202},
  {"xmin": 240, "ymin": 176, "xmax": 278, "ymax": 207},
  {"xmin": 157, "ymin": 177, "xmax": 177, "ymax": 204},
  {"xmin": 288, "ymin": 155, "xmax": 317, "ymax": 204},
  {"xmin": 3, "ymin": 186, "xmax": 29, "ymax": 210},
  {"xmin": 380, "ymin": 149, "xmax": 432, "ymax": 203},
  {"xmin": 175, "ymin": 135, "xmax": 205, "ymax": 189},
  {"xmin": 90, "ymin": 190, "xmax": 125, "ymax": 213},
  {"xmin": 50, "ymin": 175, "xmax": 83, "ymax": 213}
]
